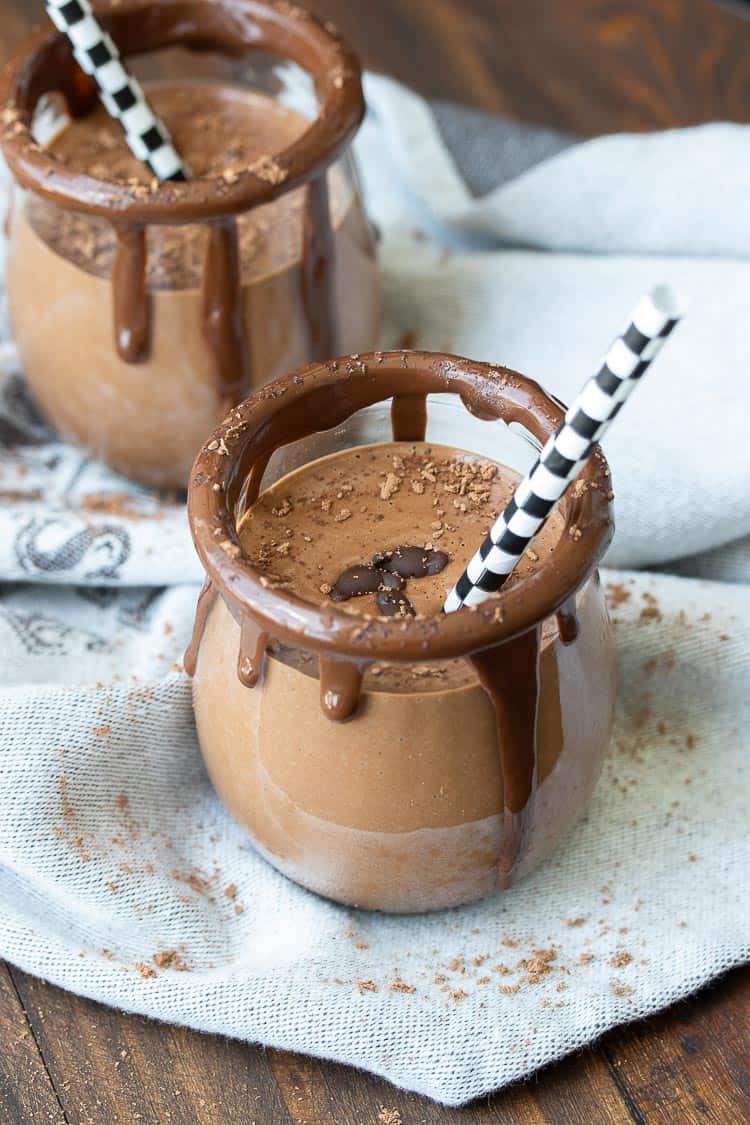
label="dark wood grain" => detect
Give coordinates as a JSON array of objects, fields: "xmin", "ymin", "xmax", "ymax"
[
  {"xmin": 603, "ymin": 968, "xmax": 750, "ymax": 1123},
  {"xmin": 11, "ymin": 967, "xmax": 292, "ymax": 1125},
  {"xmin": 5, "ymin": 962, "xmax": 749, "ymax": 1123},
  {"xmin": 0, "ymin": 965, "xmax": 66, "ymax": 1124},
  {"xmin": 5, "ymin": 0, "xmax": 750, "ymax": 131},
  {"xmin": 1, "ymin": 0, "xmax": 749, "ymax": 1121}
]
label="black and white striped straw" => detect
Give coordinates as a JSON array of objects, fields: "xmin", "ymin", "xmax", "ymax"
[
  {"xmin": 443, "ymin": 285, "xmax": 684, "ymax": 614},
  {"xmin": 46, "ymin": 0, "xmax": 189, "ymax": 182}
]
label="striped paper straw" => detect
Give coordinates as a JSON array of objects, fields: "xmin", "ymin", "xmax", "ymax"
[
  {"xmin": 45, "ymin": 0, "xmax": 189, "ymax": 182},
  {"xmin": 443, "ymin": 285, "xmax": 684, "ymax": 613}
]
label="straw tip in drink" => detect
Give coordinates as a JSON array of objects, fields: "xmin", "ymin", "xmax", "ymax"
[{"xmin": 649, "ymin": 284, "xmax": 686, "ymax": 322}]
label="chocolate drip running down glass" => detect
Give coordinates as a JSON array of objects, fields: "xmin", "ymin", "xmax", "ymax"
[
  {"xmin": 186, "ymin": 352, "xmax": 617, "ymax": 913},
  {"xmin": 0, "ymin": 0, "xmax": 378, "ymax": 487}
]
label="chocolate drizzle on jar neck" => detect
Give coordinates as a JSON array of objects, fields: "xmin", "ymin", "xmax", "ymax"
[
  {"xmin": 183, "ymin": 578, "xmax": 218, "ymax": 678},
  {"xmin": 0, "ymin": 0, "xmax": 365, "ymax": 400},
  {"xmin": 391, "ymin": 393, "xmax": 428, "ymax": 443},
  {"xmin": 302, "ymin": 175, "xmax": 337, "ymax": 361},
  {"xmin": 318, "ymin": 656, "xmax": 365, "ymax": 721},
  {"xmin": 112, "ymin": 225, "xmax": 149, "ymax": 363},
  {"xmin": 201, "ymin": 218, "xmax": 249, "ymax": 405},
  {"xmin": 470, "ymin": 627, "xmax": 542, "ymax": 885},
  {"xmin": 237, "ymin": 614, "xmax": 269, "ymax": 688},
  {"xmin": 556, "ymin": 595, "xmax": 580, "ymax": 645}
]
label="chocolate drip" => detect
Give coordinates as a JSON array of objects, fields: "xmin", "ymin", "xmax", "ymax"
[
  {"xmin": 556, "ymin": 596, "xmax": 580, "ymax": 645},
  {"xmin": 202, "ymin": 218, "xmax": 249, "ymax": 404},
  {"xmin": 469, "ymin": 626, "xmax": 542, "ymax": 887},
  {"xmin": 61, "ymin": 64, "xmax": 99, "ymax": 119},
  {"xmin": 391, "ymin": 394, "xmax": 428, "ymax": 442},
  {"xmin": 184, "ymin": 579, "xmax": 218, "ymax": 676},
  {"xmin": 237, "ymin": 614, "xmax": 268, "ymax": 688},
  {"xmin": 301, "ymin": 175, "xmax": 337, "ymax": 361},
  {"xmin": 112, "ymin": 225, "xmax": 150, "ymax": 362},
  {"xmin": 319, "ymin": 656, "xmax": 365, "ymax": 721}
]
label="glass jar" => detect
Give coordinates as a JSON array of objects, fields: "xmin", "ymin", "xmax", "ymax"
[
  {"xmin": 186, "ymin": 351, "xmax": 616, "ymax": 913},
  {"xmin": 1, "ymin": 0, "xmax": 378, "ymax": 488}
]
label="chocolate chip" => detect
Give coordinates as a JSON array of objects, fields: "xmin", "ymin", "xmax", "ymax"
[
  {"xmin": 375, "ymin": 545, "xmax": 449, "ymax": 579},
  {"xmin": 376, "ymin": 589, "xmax": 416, "ymax": 617},
  {"xmin": 330, "ymin": 564, "xmax": 382, "ymax": 602},
  {"xmin": 329, "ymin": 544, "xmax": 448, "ymax": 612}
]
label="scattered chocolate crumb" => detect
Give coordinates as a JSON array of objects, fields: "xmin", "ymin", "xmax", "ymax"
[
  {"xmin": 224, "ymin": 883, "xmax": 237, "ymax": 900},
  {"xmin": 377, "ymin": 1109, "xmax": 402, "ymax": 1125},
  {"xmin": 519, "ymin": 949, "xmax": 556, "ymax": 984},
  {"xmin": 154, "ymin": 949, "xmax": 191, "ymax": 972},
  {"xmin": 390, "ymin": 979, "xmax": 416, "ymax": 994},
  {"xmin": 136, "ymin": 963, "xmax": 156, "ymax": 979},
  {"xmin": 357, "ymin": 979, "xmax": 378, "ymax": 994},
  {"xmin": 606, "ymin": 582, "xmax": 631, "ymax": 606},
  {"xmin": 379, "ymin": 472, "xmax": 401, "ymax": 501},
  {"xmin": 154, "ymin": 950, "xmax": 178, "ymax": 969},
  {"xmin": 609, "ymin": 951, "xmax": 632, "ymax": 968},
  {"xmin": 79, "ymin": 492, "xmax": 159, "ymax": 520}
]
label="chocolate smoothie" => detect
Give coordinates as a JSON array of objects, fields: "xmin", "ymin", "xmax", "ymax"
[
  {"xmin": 189, "ymin": 378, "xmax": 616, "ymax": 912},
  {"xmin": 6, "ymin": 83, "xmax": 378, "ymax": 486}
]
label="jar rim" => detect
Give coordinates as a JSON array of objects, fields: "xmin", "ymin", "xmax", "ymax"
[
  {"xmin": 188, "ymin": 351, "xmax": 615, "ymax": 662},
  {"xmin": 0, "ymin": 0, "xmax": 365, "ymax": 224}
]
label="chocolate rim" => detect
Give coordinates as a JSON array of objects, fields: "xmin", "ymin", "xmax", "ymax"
[
  {"xmin": 188, "ymin": 351, "xmax": 615, "ymax": 662},
  {"xmin": 0, "ymin": 0, "xmax": 364, "ymax": 223}
]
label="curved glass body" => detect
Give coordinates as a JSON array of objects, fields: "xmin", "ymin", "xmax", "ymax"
[
  {"xmin": 5, "ymin": 39, "xmax": 378, "ymax": 488},
  {"xmin": 190, "ymin": 387, "xmax": 616, "ymax": 913}
]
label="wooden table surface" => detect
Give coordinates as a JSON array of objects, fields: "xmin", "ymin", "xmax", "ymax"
[{"xmin": 1, "ymin": 1, "xmax": 749, "ymax": 1121}]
